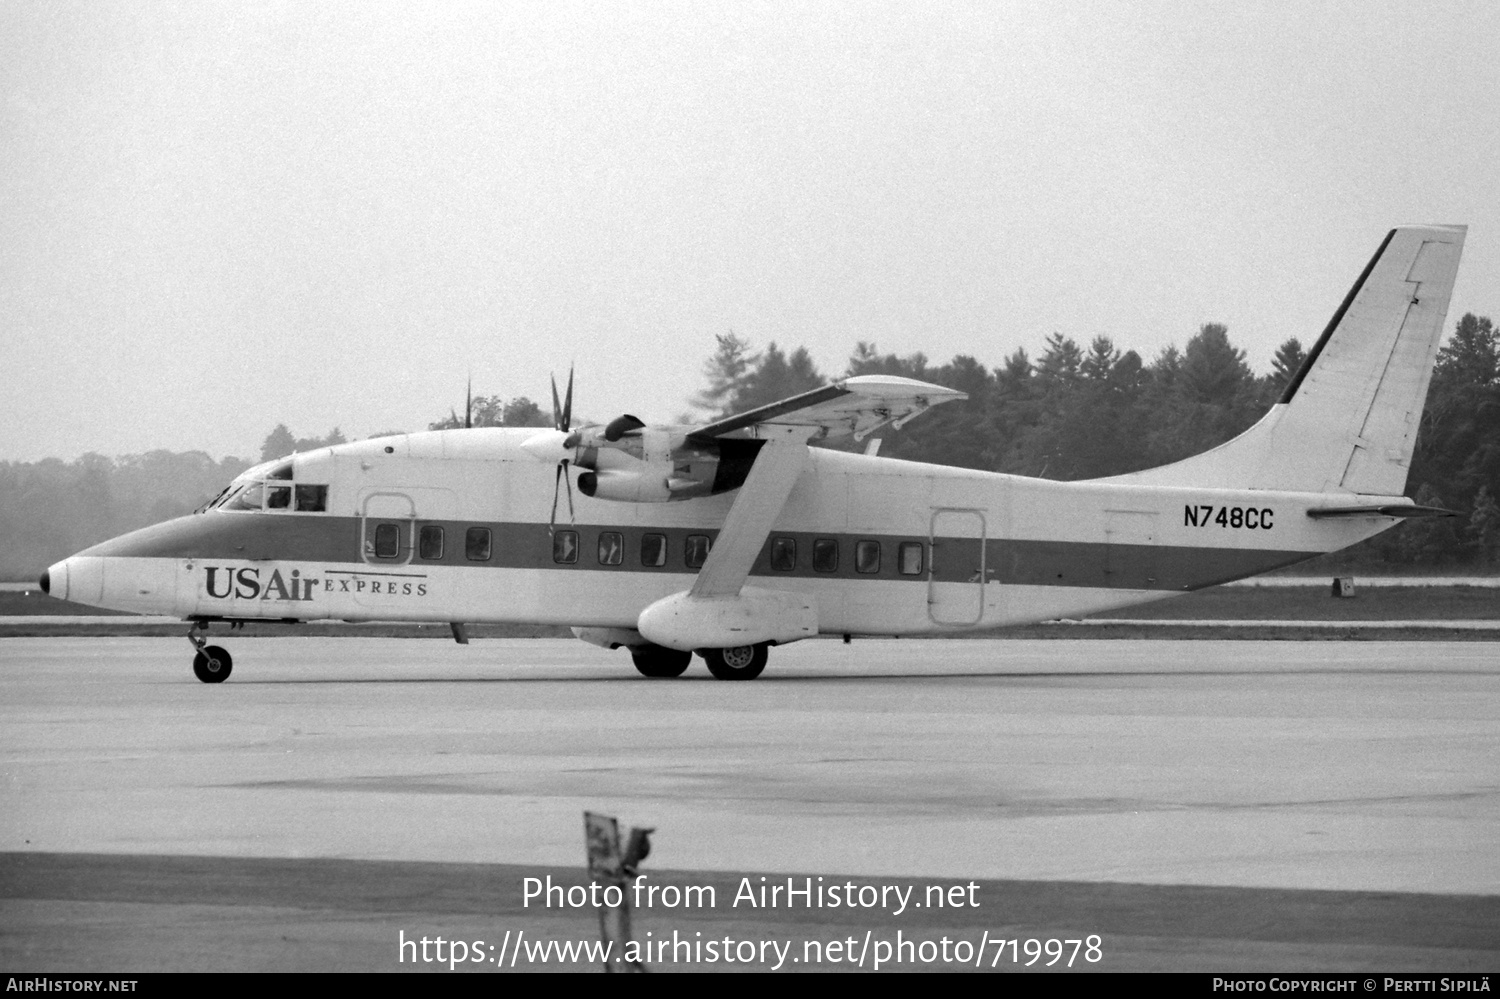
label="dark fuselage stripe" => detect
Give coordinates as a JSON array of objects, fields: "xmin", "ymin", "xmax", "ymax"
[{"xmin": 81, "ymin": 512, "xmax": 1319, "ymax": 592}]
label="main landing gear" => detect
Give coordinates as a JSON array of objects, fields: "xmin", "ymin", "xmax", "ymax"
[
  {"xmin": 630, "ymin": 644, "xmax": 692, "ymax": 678},
  {"xmin": 188, "ymin": 621, "xmax": 233, "ymax": 683},
  {"xmin": 627, "ymin": 642, "xmax": 770, "ymax": 680},
  {"xmin": 700, "ymin": 644, "xmax": 768, "ymax": 681}
]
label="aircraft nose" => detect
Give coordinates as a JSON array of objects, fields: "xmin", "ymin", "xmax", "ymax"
[{"xmin": 39, "ymin": 569, "xmax": 49, "ymax": 594}]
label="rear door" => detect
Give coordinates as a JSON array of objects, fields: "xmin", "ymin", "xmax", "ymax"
[{"xmin": 928, "ymin": 508, "xmax": 987, "ymax": 626}]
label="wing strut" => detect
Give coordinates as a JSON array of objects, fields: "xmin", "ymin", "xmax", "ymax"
[{"xmin": 689, "ymin": 426, "xmax": 815, "ymax": 599}]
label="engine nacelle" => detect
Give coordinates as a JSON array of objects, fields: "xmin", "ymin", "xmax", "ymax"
[
  {"xmin": 577, "ymin": 468, "xmax": 673, "ymax": 503},
  {"xmin": 525, "ymin": 424, "xmax": 767, "ymax": 503},
  {"xmin": 573, "ymin": 433, "xmax": 765, "ymax": 503}
]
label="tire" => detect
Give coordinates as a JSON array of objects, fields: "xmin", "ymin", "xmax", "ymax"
[
  {"xmin": 193, "ymin": 645, "xmax": 233, "ymax": 683},
  {"xmin": 702, "ymin": 644, "xmax": 768, "ymax": 681},
  {"xmin": 631, "ymin": 645, "xmax": 691, "ymax": 678}
]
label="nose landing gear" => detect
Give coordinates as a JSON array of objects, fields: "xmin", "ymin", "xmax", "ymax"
[{"xmin": 188, "ymin": 621, "xmax": 233, "ymax": 683}]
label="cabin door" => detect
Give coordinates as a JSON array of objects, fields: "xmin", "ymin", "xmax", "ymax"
[
  {"xmin": 353, "ymin": 488, "xmax": 457, "ymax": 608},
  {"xmin": 361, "ymin": 491, "xmax": 416, "ymax": 565},
  {"xmin": 928, "ymin": 508, "xmax": 987, "ymax": 626}
]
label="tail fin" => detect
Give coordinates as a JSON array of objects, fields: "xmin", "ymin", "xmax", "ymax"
[{"xmin": 1107, "ymin": 224, "xmax": 1467, "ymax": 494}]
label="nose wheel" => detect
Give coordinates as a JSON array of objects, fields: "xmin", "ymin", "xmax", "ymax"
[{"xmin": 188, "ymin": 622, "xmax": 233, "ymax": 683}]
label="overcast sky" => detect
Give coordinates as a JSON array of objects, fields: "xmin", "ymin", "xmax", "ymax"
[{"xmin": 3, "ymin": 1, "xmax": 1498, "ymax": 462}]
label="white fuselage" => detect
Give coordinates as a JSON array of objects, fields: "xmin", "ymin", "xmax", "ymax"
[{"xmin": 48, "ymin": 428, "xmax": 1392, "ymax": 637}]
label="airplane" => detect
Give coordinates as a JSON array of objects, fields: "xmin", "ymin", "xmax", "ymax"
[{"xmin": 40, "ymin": 224, "xmax": 1467, "ymax": 682}]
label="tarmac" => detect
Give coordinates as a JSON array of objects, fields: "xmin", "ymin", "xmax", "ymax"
[{"xmin": 2, "ymin": 636, "xmax": 1497, "ymax": 972}]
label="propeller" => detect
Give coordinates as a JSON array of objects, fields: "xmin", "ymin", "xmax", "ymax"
[
  {"xmin": 546, "ymin": 367, "xmax": 576, "ymax": 533},
  {"xmin": 552, "ymin": 366, "xmax": 574, "ymax": 433},
  {"xmin": 521, "ymin": 368, "xmax": 652, "ymax": 526}
]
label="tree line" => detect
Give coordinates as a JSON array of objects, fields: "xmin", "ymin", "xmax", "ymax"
[
  {"xmin": 0, "ymin": 408, "xmax": 553, "ymax": 580},
  {"xmin": 692, "ymin": 316, "xmax": 1499, "ymax": 566},
  {"xmin": 2, "ymin": 315, "xmax": 1495, "ymax": 580}
]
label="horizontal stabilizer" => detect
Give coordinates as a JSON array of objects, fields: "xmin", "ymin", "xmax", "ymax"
[{"xmin": 1306, "ymin": 504, "xmax": 1457, "ymax": 520}]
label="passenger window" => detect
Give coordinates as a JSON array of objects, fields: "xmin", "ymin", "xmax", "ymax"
[
  {"xmin": 685, "ymin": 534, "xmax": 711, "ymax": 569},
  {"xmin": 553, "ymin": 530, "xmax": 579, "ymax": 564},
  {"xmin": 770, "ymin": 537, "xmax": 796, "ymax": 571},
  {"xmin": 294, "ymin": 484, "xmax": 328, "ymax": 512},
  {"xmin": 899, "ymin": 542, "xmax": 924, "ymax": 575},
  {"xmin": 266, "ymin": 485, "xmax": 291, "ymax": 510},
  {"xmin": 374, "ymin": 523, "xmax": 401, "ymax": 559},
  {"xmin": 419, "ymin": 525, "xmax": 444, "ymax": 560},
  {"xmin": 640, "ymin": 533, "xmax": 667, "ymax": 567},
  {"xmin": 598, "ymin": 531, "xmax": 623, "ymax": 565},
  {"xmin": 466, "ymin": 527, "xmax": 492, "ymax": 561},
  {"xmin": 812, "ymin": 538, "xmax": 839, "ymax": 573},
  {"xmin": 855, "ymin": 540, "xmax": 881, "ymax": 574}
]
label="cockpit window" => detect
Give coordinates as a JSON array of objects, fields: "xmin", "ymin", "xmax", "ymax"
[
  {"xmin": 198, "ymin": 486, "xmax": 232, "ymax": 513},
  {"xmin": 211, "ymin": 470, "xmax": 330, "ymax": 514},
  {"xmin": 223, "ymin": 482, "xmax": 265, "ymax": 511},
  {"xmin": 294, "ymin": 485, "xmax": 328, "ymax": 512}
]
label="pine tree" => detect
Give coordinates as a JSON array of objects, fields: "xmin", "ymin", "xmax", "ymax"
[
  {"xmin": 1467, "ymin": 485, "xmax": 1500, "ymax": 564},
  {"xmin": 1181, "ymin": 323, "xmax": 1252, "ymax": 404},
  {"xmin": 694, "ymin": 332, "xmax": 760, "ymax": 419},
  {"xmin": 1434, "ymin": 314, "xmax": 1499, "ymax": 387},
  {"xmin": 1270, "ymin": 337, "xmax": 1307, "ymax": 391},
  {"xmin": 731, "ymin": 342, "xmax": 824, "ymax": 412},
  {"xmin": 1035, "ymin": 333, "xmax": 1082, "ymax": 384},
  {"xmin": 259, "ymin": 425, "xmax": 297, "ymax": 462},
  {"xmin": 1080, "ymin": 337, "xmax": 1120, "ymax": 382},
  {"xmin": 1408, "ymin": 313, "xmax": 1500, "ymax": 565}
]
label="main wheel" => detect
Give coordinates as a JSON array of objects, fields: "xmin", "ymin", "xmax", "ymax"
[
  {"xmin": 631, "ymin": 645, "xmax": 692, "ymax": 678},
  {"xmin": 701, "ymin": 644, "xmax": 768, "ymax": 681},
  {"xmin": 192, "ymin": 645, "xmax": 233, "ymax": 683}
]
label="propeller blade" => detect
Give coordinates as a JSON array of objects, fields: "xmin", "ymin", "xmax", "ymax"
[
  {"xmin": 549, "ymin": 462, "xmax": 562, "ymax": 534},
  {"xmin": 563, "ymin": 458, "xmax": 575, "ymax": 523},
  {"xmin": 465, "ymin": 376, "xmax": 472, "ymax": 430},
  {"xmin": 551, "ymin": 374, "xmax": 564, "ymax": 433},
  {"xmin": 562, "ymin": 365, "xmax": 574, "ymax": 432}
]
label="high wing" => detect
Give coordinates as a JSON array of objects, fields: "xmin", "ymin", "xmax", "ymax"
[
  {"xmin": 638, "ymin": 374, "xmax": 967, "ymax": 650},
  {"xmin": 681, "ymin": 376, "xmax": 966, "ymax": 603},
  {"xmin": 688, "ymin": 374, "xmax": 968, "ymax": 444}
]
